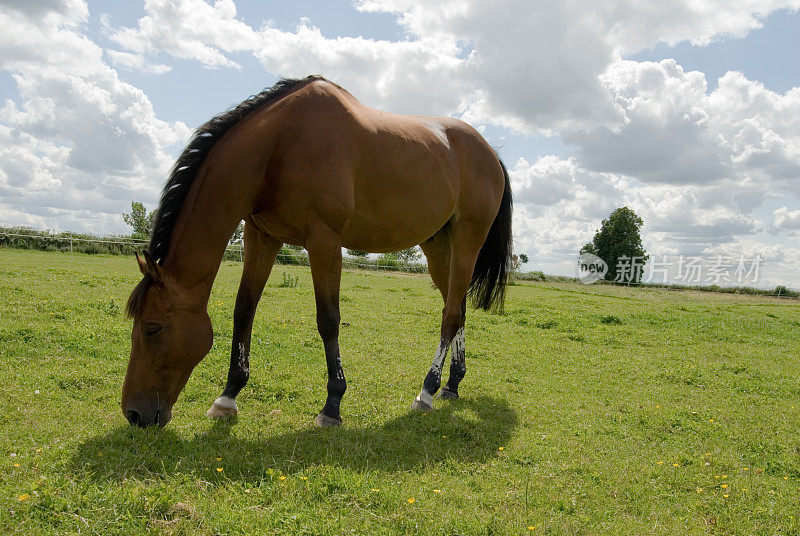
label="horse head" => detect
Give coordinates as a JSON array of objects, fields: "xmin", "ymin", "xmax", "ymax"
[{"xmin": 121, "ymin": 252, "xmax": 213, "ymax": 427}]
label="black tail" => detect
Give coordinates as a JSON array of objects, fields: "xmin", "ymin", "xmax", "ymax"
[{"xmin": 468, "ymin": 156, "xmax": 513, "ymax": 313}]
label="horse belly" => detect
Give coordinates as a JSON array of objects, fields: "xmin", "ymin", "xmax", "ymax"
[{"xmin": 340, "ymin": 166, "xmax": 457, "ymax": 253}]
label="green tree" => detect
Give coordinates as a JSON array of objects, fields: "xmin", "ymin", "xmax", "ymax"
[
  {"xmin": 122, "ymin": 201, "xmax": 155, "ymax": 239},
  {"xmin": 346, "ymin": 249, "xmax": 369, "ymax": 257},
  {"xmin": 396, "ymin": 246, "xmax": 421, "ymax": 263},
  {"xmin": 229, "ymin": 221, "xmax": 244, "ymax": 245},
  {"xmin": 511, "ymin": 253, "xmax": 529, "ymax": 272},
  {"xmin": 585, "ymin": 207, "xmax": 649, "ymax": 283}
]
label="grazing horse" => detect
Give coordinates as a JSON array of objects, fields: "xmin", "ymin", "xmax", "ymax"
[{"xmin": 122, "ymin": 76, "xmax": 512, "ymax": 428}]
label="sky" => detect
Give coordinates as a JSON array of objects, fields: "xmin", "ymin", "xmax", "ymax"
[{"xmin": 1, "ymin": 0, "xmax": 799, "ymax": 288}]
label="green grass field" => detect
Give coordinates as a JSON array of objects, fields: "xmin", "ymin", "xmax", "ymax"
[{"xmin": 1, "ymin": 248, "xmax": 799, "ymax": 535}]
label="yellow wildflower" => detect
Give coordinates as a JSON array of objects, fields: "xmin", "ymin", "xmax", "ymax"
[
  {"xmin": 216, "ymin": 467, "xmax": 223, "ymax": 472},
  {"xmin": 17, "ymin": 494, "xmax": 29, "ymax": 501},
  {"xmin": 408, "ymin": 498, "xmax": 415, "ymax": 504}
]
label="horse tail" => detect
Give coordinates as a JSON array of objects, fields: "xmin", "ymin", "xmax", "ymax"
[{"xmin": 468, "ymin": 156, "xmax": 513, "ymax": 313}]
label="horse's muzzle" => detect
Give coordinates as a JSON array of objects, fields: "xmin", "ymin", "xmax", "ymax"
[{"xmin": 123, "ymin": 403, "xmax": 171, "ymax": 428}]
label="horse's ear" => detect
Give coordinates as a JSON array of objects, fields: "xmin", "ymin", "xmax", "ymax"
[
  {"xmin": 136, "ymin": 251, "xmax": 165, "ymax": 285},
  {"xmin": 135, "ymin": 252, "xmax": 148, "ymax": 276}
]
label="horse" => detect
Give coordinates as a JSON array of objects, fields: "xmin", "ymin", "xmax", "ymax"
[{"xmin": 122, "ymin": 76, "xmax": 512, "ymax": 428}]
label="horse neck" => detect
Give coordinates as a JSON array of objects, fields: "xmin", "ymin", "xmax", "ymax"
[{"xmin": 163, "ymin": 168, "xmax": 248, "ymax": 304}]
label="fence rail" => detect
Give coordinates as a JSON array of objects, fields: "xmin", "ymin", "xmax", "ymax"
[
  {"xmin": 2, "ymin": 230, "xmax": 797, "ymax": 297},
  {"xmin": 0, "ymin": 231, "xmax": 428, "ymax": 274}
]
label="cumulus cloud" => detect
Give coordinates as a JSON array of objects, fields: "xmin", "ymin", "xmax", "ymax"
[
  {"xmin": 109, "ymin": 0, "xmax": 259, "ymax": 69},
  {"xmin": 774, "ymin": 206, "xmax": 800, "ymax": 230},
  {"xmin": 0, "ymin": 1, "xmax": 190, "ymax": 233},
  {"xmin": 105, "ymin": 49, "xmax": 172, "ymax": 74},
  {"xmin": 107, "ymin": 0, "xmax": 800, "ymax": 133},
  {"xmin": 564, "ymin": 60, "xmax": 800, "ymax": 218}
]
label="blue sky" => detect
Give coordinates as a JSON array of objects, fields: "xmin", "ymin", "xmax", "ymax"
[{"xmin": 1, "ymin": 1, "xmax": 799, "ymax": 287}]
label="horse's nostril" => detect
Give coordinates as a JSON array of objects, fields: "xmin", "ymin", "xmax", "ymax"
[{"xmin": 125, "ymin": 409, "xmax": 142, "ymax": 426}]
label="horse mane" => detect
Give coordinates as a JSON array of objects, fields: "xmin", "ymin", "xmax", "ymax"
[{"xmin": 126, "ymin": 75, "xmax": 322, "ymax": 318}]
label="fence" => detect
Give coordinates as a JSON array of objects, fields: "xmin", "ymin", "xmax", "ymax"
[{"xmin": 0, "ymin": 230, "xmax": 428, "ymax": 274}]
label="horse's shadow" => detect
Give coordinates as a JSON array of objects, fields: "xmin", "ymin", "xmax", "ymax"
[{"xmin": 72, "ymin": 396, "xmax": 517, "ymax": 482}]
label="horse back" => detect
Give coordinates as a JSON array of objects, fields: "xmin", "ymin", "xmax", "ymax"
[{"xmin": 227, "ymin": 79, "xmax": 504, "ymax": 250}]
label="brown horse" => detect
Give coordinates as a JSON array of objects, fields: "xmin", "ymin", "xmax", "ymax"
[{"xmin": 122, "ymin": 76, "xmax": 512, "ymax": 428}]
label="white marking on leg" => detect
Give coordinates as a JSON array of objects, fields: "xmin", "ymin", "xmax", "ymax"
[
  {"xmin": 237, "ymin": 342, "xmax": 249, "ymax": 375},
  {"xmin": 452, "ymin": 327, "xmax": 465, "ymax": 359},
  {"xmin": 414, "ymin": 340, "xmax": 450, "ymax": 405},
  {"xmin": 213, "ymin": 396, "xmax": 238, "ymax": 410},
  {"xmin": 414, "ymin": 389, "xmax": 433, "ymax": 407}
]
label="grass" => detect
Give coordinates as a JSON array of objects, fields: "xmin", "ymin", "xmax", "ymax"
[{"xmin": 1, "ymin": 248, "xmax": 800, "ymax": 535}]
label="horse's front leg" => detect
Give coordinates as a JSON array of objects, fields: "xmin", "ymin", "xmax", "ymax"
[
  {"xmin": 207, "ymin": 223, "xmax": 282, "ymax": 418},
  {"xmin": 307, "ymin": 226, "xmax": 346, "ymax": 427}
]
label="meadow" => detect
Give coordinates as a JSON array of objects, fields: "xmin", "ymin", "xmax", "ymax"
[{"xmin": 1, "ymin": 247, "xmax": 799, "ymax": 535}]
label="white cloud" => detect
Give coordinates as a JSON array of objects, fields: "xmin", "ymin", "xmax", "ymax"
[
  {"xmin": 774, "ymin": 206, "xmax": 800, "ymax": 230},
  {"xmin": 105, "ymin": 49, "xmax": 172, "ymax": 74},
  {"xmin": 109, "ymin": 0, "xmax": 260, "ymax": 69},
  {"xmin": 0, "ymin": 1, "xmax": 190, "ymax": 233},
  {"xmin": 107, "ymin": 0, "xmax": 800, "ymax": 136},
  {"xmin": 564, "ymin": 60, "xmax": 800, "ymax": 221}
]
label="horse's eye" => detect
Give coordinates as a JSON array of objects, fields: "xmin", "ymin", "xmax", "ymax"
[{"xmin": 144, "ymin": 324, "xmax": 163, "ymax": 337}]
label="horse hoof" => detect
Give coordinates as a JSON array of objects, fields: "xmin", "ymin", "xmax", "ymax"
[
  {"xmin": 314, "ymin": 412, "xmax": 342, "ymax": 427},
  {"xmin": 411, "ymin": 398, "xmax": 433, "ymax": 412},
  {"xmin": 439, "ymin": 388, "xmax": 458, "ymax": 400},
  {"xmin": 206, "ymin": 397, "xmax": 238, "ymax": 419}
]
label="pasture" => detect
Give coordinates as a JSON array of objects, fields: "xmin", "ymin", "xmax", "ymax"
[{"xmin": 2, "ymin": 248, "xmax": 799, "ymax": 535}]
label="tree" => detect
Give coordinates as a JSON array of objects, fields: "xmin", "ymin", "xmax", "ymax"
[
  {"xmin": 346, "ymin": 249, "xmax": 369, "ymax": 257},
  {"xmin": 584, "ymin": 206, "xmax": 649, "ymax": 283},
  {"xmin": 510, "ymin": 253, "xmax": 529, "ymax": 272},
  {"xmin": 229, "ymin": 221, "xmax": 244, "ymax": 245},
  {"xmin": 396, "ymin": 246, "xmax": 421, "ymax": 263},
  {"xmin": 122, "ymin": 201, "xmax": 155, "ymax": 238}
]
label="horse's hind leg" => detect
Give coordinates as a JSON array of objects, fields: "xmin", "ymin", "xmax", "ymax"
[
  {"xmin": 418, "ymin": 232, "xmax": 466, "ymax": 402},
  {"xmin": 412, "ymin": 226, "xmax": 481, "ymax": 411},
  {"xmin": 208, "ymin": 222, "xmax": 282, "ymax": 418},
  {"xmin": 306, "ymin": 225, "xmax": 347, "ymax": 427},
  {"xmin": 440, "ymin": 295, "xmax": 466, "ymax": 399}
]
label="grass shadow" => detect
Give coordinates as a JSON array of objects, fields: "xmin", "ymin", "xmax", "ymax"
[{"xmin": 71, "ymin": 396, "xmax": 518, "ymax": 483}]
